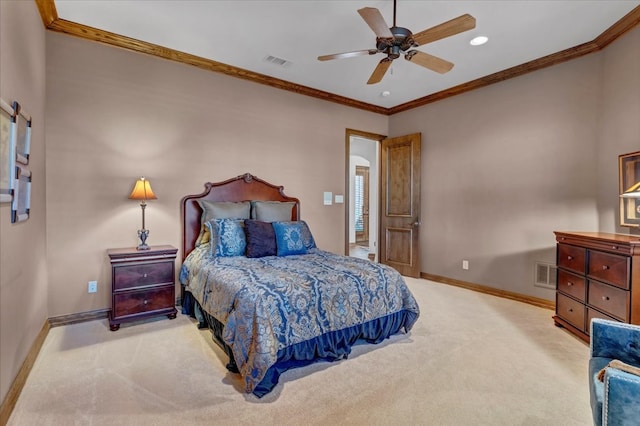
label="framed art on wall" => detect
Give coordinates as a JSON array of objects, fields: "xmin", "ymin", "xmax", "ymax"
[
  {"xmin": 619, "ymin": 150, "xmax": 640, "ymax": 228},
  {"xmin": 0, "ymin": 98, "xmax": 16, "ymax": 203},
  {"xmin": 11, "ymin": 164, "xmax": 31, "ymax": 223},
  {"xmin": 12, "ymin": 101, "xmax": 31, "ymax": 165}
]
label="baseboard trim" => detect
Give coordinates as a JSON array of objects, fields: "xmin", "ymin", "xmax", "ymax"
[
  {"xmin": 0, "ymin": 320, "xmax": 50, "ymax": 426},
  {"xmin": 48, "ymin": 308, "xmax": 110, "ymax": 328},
  {"xmin": 421, "ymin": 272, "xmax": 555, "ymax": 311}
]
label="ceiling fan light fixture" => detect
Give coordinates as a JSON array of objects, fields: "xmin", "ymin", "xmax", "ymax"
[
  {"xmin": 470, "ymin": 36, "xmax": 488, "ymax": 46},
  {"xmin": 319, "ymin": 1, "xmax": 476, "ymax": 84}
]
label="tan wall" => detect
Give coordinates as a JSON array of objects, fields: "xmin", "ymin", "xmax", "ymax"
[
  {"xmin": 0, "ymin": 1, "xmax": 48, "ymax": 404},
  {"xmin": 389, "ymin": 53, "xmax": 605, "ymax": 299},
  {"xmin": 597, "ymin": 27, "xmax": 640, "ymax": 234},
  {"xmin": 45, "ymin": 32, "xmax": 388, "ymax": 317}
]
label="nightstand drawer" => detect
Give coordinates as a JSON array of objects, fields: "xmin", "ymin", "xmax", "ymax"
[
  {"xmin": 588, "ymin": 280, "xmax": 629, "ymax": 321},
  {"xmin": 588, "ymin": 250, "xmax": 629, "ymax": 289},
  {"xmin": 113, "ymin": 286, "xmax": 175, "ymax": 318},
  {"xmin": 557, "ymin": 269, "xmax": 586, "ymax": 301},
  {"xmin": 113, "ymin": 261, "xmax": 174, "ymax": 291},
  {"xmin": 556, "ymin": 293, "xmax": 585, "ymax": 331},
  {"xmin": 557, "ymin": 244, "xmax": 586, "ymax": 275}
]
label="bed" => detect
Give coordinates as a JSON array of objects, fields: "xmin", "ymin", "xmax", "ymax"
[{"xmin": 179, "ymin": 173, "xmax": 420, "ymax": 397}]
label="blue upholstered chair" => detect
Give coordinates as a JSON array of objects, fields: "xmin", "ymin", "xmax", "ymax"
[{"xmin": 589, "ymin": 318, "xmax": 640, "ymax": 426}]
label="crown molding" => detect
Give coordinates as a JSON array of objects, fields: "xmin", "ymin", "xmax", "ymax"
[{"xmin": 36, "ymin": 1, "xmax": 640, "ymax": 116}]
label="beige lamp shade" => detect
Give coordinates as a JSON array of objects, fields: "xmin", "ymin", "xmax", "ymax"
[
  {"xmin": 129, "ymin": 177, "xmax": 158, "ymax": 201},
  {"xmin": 621, "ymin": 181, "xmax": 640, "ymax": 199}
]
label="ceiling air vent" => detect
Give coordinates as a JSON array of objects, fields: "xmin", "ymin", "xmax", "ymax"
[
  {"xmin": 534, "ymin": 262, "xmax": 557, "ymax": 290},
  {"xmin": 263, "ymin": 55, "xmax": 292, "ymax": 68}
]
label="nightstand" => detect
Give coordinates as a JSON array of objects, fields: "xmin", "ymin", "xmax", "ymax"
[{"xmin": 107, "ymin": 245, "xmax": 178, "ymax": 331}]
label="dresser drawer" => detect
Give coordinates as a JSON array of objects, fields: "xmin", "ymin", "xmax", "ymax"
[
  {"xmin": 557, "ymin": 244, "xmax": 586, "ymax": 275},
  {"xmin": 588, "ymin": 250, "xmax": 629, "ymax": 289},
  {"xmin": 586, "ymin": 308, "xmax": 619, "ymax": 334},
  {"xmin": 113, "ymin": 285, "xmax": 174, "ymax": 318},
  {"xmin": 113, "ymin": 260, "xmax": 174, "ymax": 291},
  {"xmin": 557, "ymin": 269, "xmax": 586, "ymax": 301},
  {"xmin": 588, "ymin": 280, "xmax": 629, "ymax": 321},
  {"xmin": 556, "ymin": 293, "xmax": 585, "ymax": 332}
]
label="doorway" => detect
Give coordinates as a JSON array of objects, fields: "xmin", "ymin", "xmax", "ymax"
[
  {"xmin": 355, "ymin": 165, "xmax": 370, "ymax": 245},
  {"xmin": 346, "ymin": 130, "xmax": 382, "ymax": 261}
]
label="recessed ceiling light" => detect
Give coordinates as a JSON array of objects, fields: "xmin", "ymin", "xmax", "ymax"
[
  {"xmin": 381, "ymin": 91, "xmax": 391, "ymax": 97},
  {"xmin": 470, "ymin": 36, "xmax": 488, "ymax": 46}
]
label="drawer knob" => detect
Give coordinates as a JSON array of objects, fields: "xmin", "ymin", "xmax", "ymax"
[
  {"xmin": 567, "ymin": 282, "xmax": 573, "ymax": 286},
  {"xmin": 602, "ymin": 296, "xmax": 610, "ymax": 301},
  {"xmin": 568, "ymin": 308, "xmax": 573, "ymax": 313},
  {"xmin": 143, "ymin": 273, "xmax": 148, "ymax": 278},
  {"xmin": 567, "ymin": 255, "xmax": 573, "ymax": 261},
  {"xmin": 602, "ymin": 265, "xmax": 609, "ymax": 271},
  {"xmin": 143, "ymin": 299, "xmax": 148, "ymax": 305},
  {"xmin": 612, "ymin": 246, "xmax": 618, "ymax": 250}
]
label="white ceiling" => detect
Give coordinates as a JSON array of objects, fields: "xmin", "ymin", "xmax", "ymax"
[{"xmin": 54, "ymin": 0, "xmax": 640, "ymax": 109}]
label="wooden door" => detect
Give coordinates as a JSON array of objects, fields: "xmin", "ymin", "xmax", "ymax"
[
  {"xmin": 380, "ymin": 133, "xmax": 421, "ymax": 277},
  {"xmin": 355, "ymin": 165, "xmax": 370, "ymax": 244}
]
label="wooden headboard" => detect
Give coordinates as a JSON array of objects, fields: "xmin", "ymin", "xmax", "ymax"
[{"xmin": 180, "ymin": 173, "xmax": 300, "ymax": 260}]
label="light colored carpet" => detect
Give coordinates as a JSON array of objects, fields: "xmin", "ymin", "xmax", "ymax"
[{"xmin": 7, "ymin": 278, "xmax": 591, "ymax": 425}]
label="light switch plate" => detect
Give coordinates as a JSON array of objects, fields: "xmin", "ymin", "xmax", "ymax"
[
  {"xmin": 324, "ymin": 192, "xmax": 333, "ymax": 205},
  {"xmin": 334, "ymin": 195, "xmax": 344, "ymax": 203}
]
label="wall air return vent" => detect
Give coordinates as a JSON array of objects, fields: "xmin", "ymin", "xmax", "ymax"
[
  {"xmin": 534, "ymin": 261, "xmax": 557, "ymax": 290},
  {"xmin": 263, "ymin": 55, "xmax": 292, "ymax": 68}
]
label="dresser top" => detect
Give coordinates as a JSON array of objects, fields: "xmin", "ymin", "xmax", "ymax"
[
  {"xmin": 555, "ymin": 231, "xmax": 640, "ymax": 244},
  {"xmin": 555, "ymin": 231, "xmax": 640, "ymax": 256}
]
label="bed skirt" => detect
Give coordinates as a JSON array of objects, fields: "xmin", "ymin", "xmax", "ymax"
[{"xmin": 183, "ymin": 289, "xmax": 417, "ymax": 397}]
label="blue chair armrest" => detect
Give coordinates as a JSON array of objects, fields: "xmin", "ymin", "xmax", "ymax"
[
  {"xmin": 602, "ymin": 367, "xmax": 640, "ymax": 425},
  {"xmin": 590, "ymin": 319, "xmax": 640, "ymax": 366}
]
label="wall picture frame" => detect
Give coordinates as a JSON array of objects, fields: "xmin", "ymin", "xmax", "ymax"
[
  {"xmin": 11, "ymin": 164, "xmax": 31, "ymax": 223},
  {"xmin": 619, "ymin": 150, "xmax": 640, "ymax": 228},
  {"xmin": 0, "ymin": 98, "xmax": 16, "ymax": 203},
  {"xmin": 12, "ymin": 101, "xmax": 31, "ymax": 165}
]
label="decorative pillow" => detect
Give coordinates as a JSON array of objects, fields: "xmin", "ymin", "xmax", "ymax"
[
  {"xmin": 205, "ymin": 218, "xmax": 246, "ymax": 257},
  {"xmin": 195, "ymin": 201, "xmax": 251, "ymax": 246},
  {"xmin": 298, "ymin": 221, "xmax": 317, "ymax": 250},
  {"xmin": 244, "ymin": 220, "xmax": 277, "ymax": 258},
  {"xmin": 251, "ymin": 201, "xmax": 296, "ymax": 222},
  {"xmin": 272, "ymin": 221, "xmax": 316, "ymax": 256}
]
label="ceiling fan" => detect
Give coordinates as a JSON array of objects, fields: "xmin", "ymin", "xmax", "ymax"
[{"xmin": 317, "ymin": 0, "xmax": 476, "ymax": 84}]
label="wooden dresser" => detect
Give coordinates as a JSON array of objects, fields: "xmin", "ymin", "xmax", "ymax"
[
  {"xmin": 107, "ymin": 245, "xmax": 178, "ymax": 331},
  {"xmin": 553, "ymin": 231, "xmax": 640, "ymax": 341}
]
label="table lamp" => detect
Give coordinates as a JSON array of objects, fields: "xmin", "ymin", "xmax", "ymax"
[{"xmin": 129, "ymin": 177, "xmax": 157, "ymax": 250}]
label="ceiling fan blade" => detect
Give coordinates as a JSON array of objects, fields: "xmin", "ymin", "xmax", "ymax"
[
  {"xmin": 412, "ymin": 14, "xmax": 476, "ymax": 46},
  {"xmin": 318, "ymin": 49, "xmax": 378, "ymax": 61},
  {"xmin": 405, "ymin": 51, "xmax": 454, "ymax": 74},
  {"xmin": 358, "ymin": 7, "xmax": 393, "ymax": 39},
  {"xmin": 367, "ymin": 58, "xmax": 392, "ymax": 85}
]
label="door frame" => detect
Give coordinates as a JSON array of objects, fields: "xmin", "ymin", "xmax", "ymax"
[{"xmin": 344, "ymin": 128, "xmax": 386, "ymax": 257}]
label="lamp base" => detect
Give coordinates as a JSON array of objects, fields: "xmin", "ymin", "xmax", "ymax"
[{"xmin": 137, "ymin": 229, "xmax": 150, "ymax": 250}]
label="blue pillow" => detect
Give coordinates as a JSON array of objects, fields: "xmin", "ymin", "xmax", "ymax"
[
  {"xmin": 272, "ymin": 221, "xmax": 316, "ymax": 256},
  {"xmin": 205, "ymin": 218, "xmax": 246, "ymax": 257},
  {"xmin": 244, "ymin": 220, "xmax": 276, "ymax": 258}
]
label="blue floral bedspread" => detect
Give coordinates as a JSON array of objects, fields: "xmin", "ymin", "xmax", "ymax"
[{"xmin": 180, "ymin": 245, "xmax": 420, "ymax": 394}]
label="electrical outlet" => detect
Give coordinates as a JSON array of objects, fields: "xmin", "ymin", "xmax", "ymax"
[
  {"xmin": 462, "ymin": 260, "xmax": 469, "ymax": 270},
  {"xmin": 88, "ymin": 280, "xmax": 98, "ymax": 293}
]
